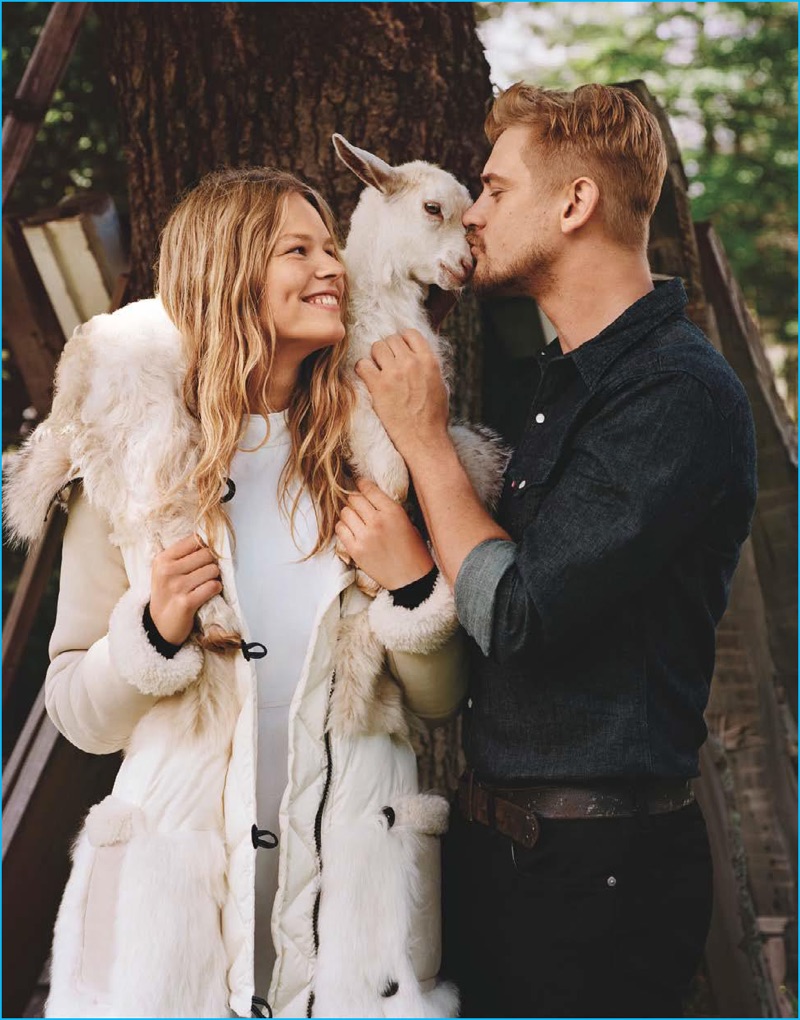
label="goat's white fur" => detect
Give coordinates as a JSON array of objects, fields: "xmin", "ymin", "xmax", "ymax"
[
  {"xmin": 333, "ymin": 134, "xmax": 509, "ymax": 620},
  {"xmin": 334, "ymin": 133, "xmax": 474, "ymax": 504}
]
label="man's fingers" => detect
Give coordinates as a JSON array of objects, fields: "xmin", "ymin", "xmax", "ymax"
[
  {"xmin": 399, "ymin": 328, "xmax": 429, "ymax": 353},
  {"xmin": 370, "ymin": 338, "xmax": 400, "ymax": 368},
  {"xmin": 355, "ymin": 358, "xmax": 380, "ymax": 385}
]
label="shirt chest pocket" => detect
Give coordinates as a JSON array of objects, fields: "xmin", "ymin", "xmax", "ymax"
[
  {"xmin": 502, "ymin": 402, "xmax": 588, "ymax": 529},
  {"xmin": 505, "ymin": 461, "xmax": 557, "ymax": 529}
]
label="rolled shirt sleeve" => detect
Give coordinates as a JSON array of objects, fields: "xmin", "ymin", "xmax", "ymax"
[
  {"xmin": 454, "ymin": 539, "xmax": 519, "ymax": 657},
  {"xmin": 454, "ymin": 372, "xmax": 744, "ymax": 664}
]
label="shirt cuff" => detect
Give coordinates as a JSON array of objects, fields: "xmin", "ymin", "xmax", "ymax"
[
  {"xmin": 142, "ymin": 601, "xmax": 183, "ymax": 660},
  {"xmin": 454, "ymin": 538, "xmax": 517, "ymax": 656},
  {"xmin": 389, "ymin": 567, "xmax": 438, "ymax": 609}
]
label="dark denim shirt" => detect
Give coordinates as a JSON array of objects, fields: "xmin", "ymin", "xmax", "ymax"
[{"xmin": 455, "ymin": 279, "xmax": 757, "ymax": 781}]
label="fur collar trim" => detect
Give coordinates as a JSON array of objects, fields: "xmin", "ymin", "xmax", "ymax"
[{"xmin": 4, "ymin": 298, "xmax": 200, "ymax": 549}]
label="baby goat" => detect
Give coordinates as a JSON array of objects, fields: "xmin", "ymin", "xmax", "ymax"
[{"xmin": 333, "ymin": 134, "xmax": 474, "ymax": 503}]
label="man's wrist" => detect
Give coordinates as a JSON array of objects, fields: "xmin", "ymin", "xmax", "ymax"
[{"xmin": 402, "ymin": 425, "xmax": 455, "ymax": 475}]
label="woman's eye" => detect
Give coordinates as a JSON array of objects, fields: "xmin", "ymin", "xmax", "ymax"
[
  {"xmin": 424, "ymin": 202, "xmax": 442, "ymax": 217},
  {"xmin": 290, "ymin": 246, "xmax": 306, "ymax": 255}
]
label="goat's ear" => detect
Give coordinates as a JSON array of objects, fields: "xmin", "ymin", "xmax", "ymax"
[{"xmin": 332, "ymin": 134, "xmax": 398, "ymax": 194}]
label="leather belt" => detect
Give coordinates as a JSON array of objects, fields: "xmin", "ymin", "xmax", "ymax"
[{"xmin": 457, "ymin": 770, "xmax": 695, "ymax": 849}]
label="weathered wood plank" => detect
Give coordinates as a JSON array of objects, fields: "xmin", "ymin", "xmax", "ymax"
[
  {"xmin": 2, "ymin": 2, "xmax": 90, "ymax": 207},
  {"xmin": 2, "ymin": 219, "xmax": 66, "ymax": 416},
  {"xmin": 1, "ymin": 511, "xmax": 66, "ymax": 706}
]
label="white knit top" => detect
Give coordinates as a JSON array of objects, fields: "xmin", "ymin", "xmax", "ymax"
[{"xmin": 228, "ymin": 413, "xmax": 344, "ymax": 997}]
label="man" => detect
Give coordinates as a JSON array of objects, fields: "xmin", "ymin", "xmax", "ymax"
[{"xmin": 346, "ymin": 83, "xmax": 757, "ymax": 1016}]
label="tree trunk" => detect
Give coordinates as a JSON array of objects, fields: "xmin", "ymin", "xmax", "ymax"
[{"xmin": 97, "ymin": 1, "xmax": 494, "ymax": 790}]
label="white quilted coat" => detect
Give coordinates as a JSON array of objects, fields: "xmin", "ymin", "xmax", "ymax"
[{"xmin": 4, "ymin": 300, "xmax": 476, "ymax": 1019}]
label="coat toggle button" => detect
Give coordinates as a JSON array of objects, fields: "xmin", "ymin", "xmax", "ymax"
[{"xmin": 241, "ymin": 641, "xmax": 268, "ymax": 660}]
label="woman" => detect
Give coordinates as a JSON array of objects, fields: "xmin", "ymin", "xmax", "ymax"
[{"xmin": 5, "ymin": 168, "xmax": 465, "ymax": 1018}]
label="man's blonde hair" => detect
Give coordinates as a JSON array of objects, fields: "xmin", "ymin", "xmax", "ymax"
[
  {"xmin": 157, "ymin": 167, "xmax": 354, "ymax": 556},
  {"xmin": 486, "ymin": 83, "xmax": 668, "ymax": 248}
]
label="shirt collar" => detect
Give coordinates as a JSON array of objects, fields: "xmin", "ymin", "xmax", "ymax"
[{"xmin": 566, "ymin": 277, "xmax": 688, "ymax": 390}]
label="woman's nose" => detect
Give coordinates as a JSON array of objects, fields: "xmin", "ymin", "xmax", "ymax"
[{"xmin": 317, "ymin": 253, "xmax": 344, "ymax": 278}]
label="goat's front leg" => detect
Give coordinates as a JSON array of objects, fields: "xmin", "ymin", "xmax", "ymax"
[
  {"xmin": 338, "ymin": 383, "xmax": 410, "ymax": 594},
  {"xmin": 348, "ymin": 382, "xmax": 409, "ymax": 502}
]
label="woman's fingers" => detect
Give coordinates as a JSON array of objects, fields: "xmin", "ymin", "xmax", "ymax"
[
  {"xmin": 163, "ymin": 534, "xmax": 206, "ymax": 559},
  {"xmin": 185, "ymin": 578, "xmax": 223, "ymax": 611},
  {"xmin": 149, "ymin": 534, "xmax": 221, "ymax": 644},
  {"xmin": 186, "ymin": 561, "xmax": 222, "ymax": 592},
  {"xmin": 180, "ymin": 544, "xmax": 217, "ymax": 570},
  {"xmin": 345, "ymin": 491, "xmax": 380, "ymax": 522},
  {"xmin": 340, "ymin": 505, "xmax": 366, "ymax": 533},
  {"xmin": 355, "ymin": 477, "xmax": 396, "ymax": 509}
]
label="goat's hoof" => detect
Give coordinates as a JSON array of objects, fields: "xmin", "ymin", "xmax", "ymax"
[
  {"xmin": 355, "ymin": 569, "xmax": 381, "ymax": 597},
  {"xmin": 334, "ymin": 536, "xmax": 353, "ymax": 565}
]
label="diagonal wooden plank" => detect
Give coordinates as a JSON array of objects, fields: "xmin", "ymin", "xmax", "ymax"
[{"xmin": 2, "ymin": 2, "xmax": 91, "ymax": 208}]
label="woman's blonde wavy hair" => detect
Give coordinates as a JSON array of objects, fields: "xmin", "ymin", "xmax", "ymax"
[{"xmin": 157, "ymin": 166, "xmax": 354, "ymax": 557}]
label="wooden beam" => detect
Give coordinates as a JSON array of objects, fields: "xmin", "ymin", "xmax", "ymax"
[
  {"xmin": 2, "ymin": 510, "xmax": 67, "ymax": 706},
  {"xmin": 2, "ymin": 2, "xmax": 91, "ymax": 208},
  {"xmin": 2, "ymin": 715, "xmax": 119, "ymax": 1018},
  {"xmin": 2, "ymin": 218, "xmax": 67, "ymax": 416}
]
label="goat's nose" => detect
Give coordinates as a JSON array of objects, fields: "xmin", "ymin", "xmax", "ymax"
[{"xmin": 460, "ymin": 256, "xmax": 474, "ymax": 275}]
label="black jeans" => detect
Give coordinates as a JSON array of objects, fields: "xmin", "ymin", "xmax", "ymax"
[{"xmin": 442, "ymin": 800, "xmax": 713, "ymax": 1018}]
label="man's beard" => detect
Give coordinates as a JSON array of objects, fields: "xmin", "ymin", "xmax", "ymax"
[{"xmin": 471, "ymin": 240, "xmax": 557, "ymax": 299}]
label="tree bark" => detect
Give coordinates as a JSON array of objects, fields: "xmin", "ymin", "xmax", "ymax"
[
  {"xmin": 97, "ymin": 2, "xmax": 491, "ymax": 294},
  {"xmin": 97, "ymin": 1, "xmax": 494, "ymax": 790}
]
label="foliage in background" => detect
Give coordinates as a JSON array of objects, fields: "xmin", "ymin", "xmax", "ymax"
[
  {"xmin": 2, "ymin": 2, "xmax": 128, "ymax": 218},
  {"xmin": 477, "ymin": 1, "xmax": 798, "ymax": 412}
]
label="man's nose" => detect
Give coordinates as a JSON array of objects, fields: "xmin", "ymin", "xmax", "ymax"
[{"xmin": 462, "ymin": 200, "xmax": 482, "ymax": 230}]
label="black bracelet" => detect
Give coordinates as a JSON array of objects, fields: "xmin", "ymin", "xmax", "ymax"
[
  {"xmin": 389, "ymin": 566, "xmax": 438, "ymax": 610},
  {"xmin": 143, "ymin": 602, "xmax": 183, "ymax": 660}
]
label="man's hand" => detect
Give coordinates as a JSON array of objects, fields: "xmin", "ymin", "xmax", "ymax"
[
  {"xmin": 355, "ymin": 330, "xmax": 449, "ymax": 461},
  {"xmin": 149, "ymin": 535, "xmax": 222, "ymax": 645},
  {"xmin": 335, "ymin": 478, "xmax": 434, "ymax": 590}
]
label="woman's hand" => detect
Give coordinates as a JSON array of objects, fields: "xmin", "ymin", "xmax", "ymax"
[
  {"xmin": 149, "ymin": 535, "xmax": 223, "ymax": 645},
  {"xmin": 335, "ymin": 478, "xmax": 434, "ymax": 591}
]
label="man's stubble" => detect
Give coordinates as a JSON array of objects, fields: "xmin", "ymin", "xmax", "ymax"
[{"xmin": 470, "ymin": 237, "xmax": 557, "ymax": 301}]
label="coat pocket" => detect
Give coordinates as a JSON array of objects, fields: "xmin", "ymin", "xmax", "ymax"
[
  {"xmin": 313, "ymin": 793, "xmax": 453, "ymax": 1018},
  {"xmin": 48, "ymin": 796, "xmax": 231, "ymax": 1019}
]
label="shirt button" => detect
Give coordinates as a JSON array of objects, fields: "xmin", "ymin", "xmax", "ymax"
[
  {"xmin": 607, "ymin": 875, "xmax": 617, "ymax": 887},
  {"xmin": 518, "ymin": 479, "xmax": 527, "ymax": 490},
  {"xmin": 535, "ymin": 413, "xmax": 545, "ymax": 424},
  {"xmin": 467, "ymin": 698, "xmax": 473, "ymax": 709}
]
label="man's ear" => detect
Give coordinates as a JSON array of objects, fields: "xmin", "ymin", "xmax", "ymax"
[{"xmin": 560, "ymin": 177, "xmax": 600, "ymax": 235}]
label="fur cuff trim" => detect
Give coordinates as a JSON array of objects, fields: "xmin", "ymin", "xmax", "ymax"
[
  {"xmin": 368, "ymin": 571, "xmax": 458, "ymax": 653},
  {"xmin": 108, "ymin": 588, "xmax": 203, "ymax": 697}
]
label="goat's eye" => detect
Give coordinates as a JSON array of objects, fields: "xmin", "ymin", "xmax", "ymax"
[{"xmin": 424, "ymin": 202, "xmax": 442, "ymax": 217}]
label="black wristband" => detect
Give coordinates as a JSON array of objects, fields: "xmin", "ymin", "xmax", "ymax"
[
  {"xmin": 143, "ymin": 601, "xmax": 183, "ymax": 660},
  {"xmin": 389, "ymin": 566, "xmax": 438, "ymax": 610}
]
